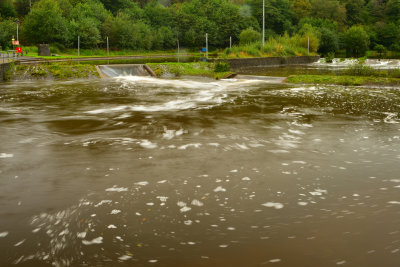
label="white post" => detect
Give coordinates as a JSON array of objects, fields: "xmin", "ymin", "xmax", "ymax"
[
  {"xmin": 78, "ymin": 36, "xmax": 80, "ymax": 57},
  {"xmin": 206, "ymin": 33, "xmax": 208, "ymax": 59},
  {"xmin": 177, "ymin": 39, "xmax": 180, "ymax": 63},
  {"xmin": 230, "ymin": 36, "xmax": 232, "ymax": 49},
  {"xmin": 17, "ymin": 23, "xmax": 19, "ymax": 42},
  {"xmin": 262, "ymin": 0, "xmax": 265, "ymax": 47},
  {"xmin": 107, "ymin": 37, "xmax": 109, "ymax": 57},
  {"xmin": 308, "ymin": 36, "xmax": 310, "ymax": 54}
]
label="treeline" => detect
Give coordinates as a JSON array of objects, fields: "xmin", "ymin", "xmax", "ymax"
[{"xmin": 0, "ymin": 0, "xmax": 400, "ymax": 57}]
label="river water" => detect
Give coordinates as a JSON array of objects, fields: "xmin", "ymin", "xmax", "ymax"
[{"xmin": 0, "ymin": 73, "xmax": 399, "ymax": 267}]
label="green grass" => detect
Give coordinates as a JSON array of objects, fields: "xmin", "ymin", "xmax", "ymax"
[
  {"xmin": 11, "ymin": 62, "xmax": 100, "ymax": 80},
  {"xmin": 287, "ymin": 75, "xmax": 400, "ymax": 86},
  {"xmin": 147, "ymin": 62, "xmax": 233, "ymax": 79}
]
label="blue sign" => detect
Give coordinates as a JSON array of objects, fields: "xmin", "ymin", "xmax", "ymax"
[{"xmin": 201, "ymin": 47, "xmax": 207, "ymax": 52}]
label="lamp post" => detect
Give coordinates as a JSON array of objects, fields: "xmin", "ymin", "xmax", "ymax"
[{"xmin": 262, "ymin": 0, "xmax": 265, "ymax": 47}]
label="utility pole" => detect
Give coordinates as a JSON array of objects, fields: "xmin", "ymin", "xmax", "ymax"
[
  {"xmin": 177, "ymin": 38, "xmax": 180, "ymax": 63},
  {"xmin": 262, "ymin": 0, "xmax": 265, "ymax": 47},
  {"xmin": 16, "ymin": 22, "xmax": 19, "ymax": 42},
  {"xmin": 107, "ymin": 36, "xmax": 109, "ymax": 57},
  {"xmin": 206, "ymin": 33, "xmax": 208, "ymax": 59},
  {"xmin": 78, "ymin": 36, "xmax": 80, "ymax": 57},
  {"xmin": 308, "ymin": 36, "xmax": 310, "ymax": 55}
]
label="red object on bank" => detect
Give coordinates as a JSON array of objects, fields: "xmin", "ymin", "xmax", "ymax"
[{"xmin": 16, "ymin": 47, "xmax": 22, "ymax": 53}]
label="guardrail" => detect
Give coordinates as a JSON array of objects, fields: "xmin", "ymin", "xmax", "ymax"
[{"xmin": 0, "ymin": 50, "xmax": 28, "ymax": 64}]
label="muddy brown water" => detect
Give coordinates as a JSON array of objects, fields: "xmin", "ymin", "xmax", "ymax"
[{"xmin": 0, "ymin": 72, "xmax": 399, "ymax": 267}]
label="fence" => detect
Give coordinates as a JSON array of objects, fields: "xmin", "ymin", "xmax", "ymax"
[{"xmin": 0, "ymin": 50, "xmax": 26, "ymax": 63}]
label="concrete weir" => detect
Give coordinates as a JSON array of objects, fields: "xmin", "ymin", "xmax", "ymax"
[{"xmin": 96, "ymin": 64, "xmax": 155, "ymax": 78}]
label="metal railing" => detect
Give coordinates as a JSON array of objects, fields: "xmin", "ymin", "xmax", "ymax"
[{"xmin": 0, "ymin": 50, "xmax": 27, "ymax": 64}]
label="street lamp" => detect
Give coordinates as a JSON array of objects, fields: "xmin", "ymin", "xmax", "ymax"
[{"xmin": 262, "ymin": 0, "xmax": 265, "ymax": 47}]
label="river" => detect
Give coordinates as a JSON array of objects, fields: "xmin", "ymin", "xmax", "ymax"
[{"xmin": 0, "ymin": 71, "xmax": 399, "ymax": 266}]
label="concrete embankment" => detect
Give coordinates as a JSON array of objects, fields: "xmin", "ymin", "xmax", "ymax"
[
  {"xmin": 211, "ymin": 56, "xmax": 320, "ymax": 70},
  {"xmin": 0, "ymin": 62, "xmax": 12, "ymax": 81}
]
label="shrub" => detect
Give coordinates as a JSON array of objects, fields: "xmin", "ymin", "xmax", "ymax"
[
  {"xmin": 239, "ymin": 27, "xmax": 261, "ymax": 46},
  {"xmin": 214, "ymin": 61, "xmax": 230, "ymax": 73}
]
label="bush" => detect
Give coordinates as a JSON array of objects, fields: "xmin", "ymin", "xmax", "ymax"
[
  {"xmin": 214, "ymin": 61, "xmax": 230, "ymax": 73},
  {"xmin": 374, "ymin": 44, "xmax": 387, "ymax": 58},
  {"xmin": 239, "ymin": 27, "xmax": 261, "ymax": 46}
]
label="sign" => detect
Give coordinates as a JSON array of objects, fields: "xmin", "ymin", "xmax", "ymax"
[
  {"xmin": 12, "ymin": 40, "xmax": 20, "ymax": 46},
  {"xmin": 16, "ymin": 47, "xmax": 22, "ymax": 53},
  {"xmin": 201, "ymin": 47, "xmax": 207, "ymax": 52}
]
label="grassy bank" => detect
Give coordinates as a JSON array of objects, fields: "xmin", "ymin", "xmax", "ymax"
[
  {"xmin": 10, "ymin": 62, "xmax": 100, "ymax": 80},
  {"xmin": 224, "ymin": 35, "xmax": 317, "ymax": 58},
  {"xmin": 147, "ymin": 62, "xmax": 233, "ymax": 79},
  {"xmin": 287, "ymin": 75, "xmax": 400, "ymax": 86}
]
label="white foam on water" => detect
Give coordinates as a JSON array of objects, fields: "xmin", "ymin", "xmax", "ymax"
[
  {"xmin": 77, "ymin": 232, "xmax": 87, "ymax": 239},
  {"xmin": 108, "ymin": 225, "xmax": 117, "ymax": 229},
  {"xmin": 269, "ymin": 259, "xmax": 281, "ymax": 263},
  {"xmin": 111, "ymin": 209, "xmax": 121, "ymax": 215},
  {"xmin": 191, "ymin": 199, "xmax": 204, "ymax": 207},
  {"xmin": 135, "ymin": 181, "xmax": 149, "ymax": 186},
  {"xmin": 94, "ymin": 200, "xmax": 112, "ymax": 207},
  {"xmin": 0, "ymin": 232, "xmax": 9, "ymax": 238},
  {"xmin": 388, "ymin": 201, "xmax": 400, "ymax": 205},
  {"xmin": 148, "ymin": 260, "xmax": 158, "ymax": 263},
  {"xmin": 139, "ymin": 140, "xmax": 157, "ymax": 149},
  {"xmin": 262, "ymin": 202, "xmax": 284, "ymax": 209},
  {"xmin": 0, "ymin": 153, "xmax": 13, "ymax": 158},
  {"xmin": 214, "ymin": 186, "xmax": 226, "ymax": 192},
  {"xmin": 157, "ymin": 196, "xmax": 168, "ymax": 202},
  {"xmin": 177, "ymin": 201, "xmax": 187, "ymax": 207},
  {"xmin": 82, "ymin": 237, "xmax": 103, "ymax": 245},
  {"xmin": 118, "ymin": 255, "xmax": 132, "ymax": 261},
  {"xmin": 180, "ymin": 206, "xmax": 192, "ymax": 213},
  {"xmin": 184, "ymin": 220, "xmax": 193, "ymax": 226},
  {"xmin": 157, "ymin": 180, "xmax": 167, "ymax": 184},
  {"xmin": 14, "ymin": 239, "xmax": 25, "ymax": 246},
  {"xmin": 242, "ymin": 177, "xmax": 251, "ymax": 181},
  {"xmin": 219, "ymin": 244, "xmax": 229, "ymax": 248},
  {"xmin": 298, "ymin": 202, "xmax": 308, "ymax": 206},
  {"xmin": 105, "ymin": 186, "xmax": 128, "ymax": 192},
  {"xmin": 178, "ymin": 143, "xmax": 202, "ymax": 150}
]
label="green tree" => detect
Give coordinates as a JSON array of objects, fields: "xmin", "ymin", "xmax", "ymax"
[
  {"xmin": 345, "ymin": 25, "xmax": 370, "ymax": 57},
  {"xmin": 239, "ymin": 27, "xmax": 261, "ymax": 45},
  {"xmin": 386, "ymin": 0, "xmax": 400, "ymax": 22},
  {"xmin": 318, "ymin": 27, "xmax": 338, "ymax": 56},
  {"xmin": 0, "ymin": 0, "xmax": 16, "ymax": 17},
  {"xmin": 0, "ymin": 18, "xmax": 15, "ymax": 49},
  {"xmin": 22, "ymin": 0, "xmax": 71, "ymax": 45},
  {"xmin": 344, "ymin": 0, "xmax": 365, "ymax": 26}
]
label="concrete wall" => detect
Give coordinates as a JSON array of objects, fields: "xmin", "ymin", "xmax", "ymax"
[
  {"xmin": 211, "ymin": 56, "xmax": 320, "ymax": 69},
  {"xmin": 0, "ymin": 62, "xmax": 12, "ymax": 81}
]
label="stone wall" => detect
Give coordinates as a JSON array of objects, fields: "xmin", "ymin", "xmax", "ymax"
[
  {"xmin": 0, "ymin": 62, "xmax": 12, "ymax": 81},
  {"xmin": 211, "ymin": 56, "xmax": 320, "ymax": 69}
]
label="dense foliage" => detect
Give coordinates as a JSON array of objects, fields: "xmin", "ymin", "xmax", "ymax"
[{"xmin": 0, "ymin": 0, "xmax": 399, "ymax": 57}]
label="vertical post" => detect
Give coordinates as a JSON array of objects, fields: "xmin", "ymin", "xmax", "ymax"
[
  {"xmin": 177, "ymin": 39, "xmax": 180, "ymax": 63},
  {"xmin": 17, "ymin": 23, "xmax": 19, "ymax": 42},
  {"xmin": 262, "ymin": 0, "xmax": 265, "ymax": 47},
  {"xmin": 78, "ymin": 36, "xmax": 80, "ymax": 57},
  {"xmin": 206, "ymin": 33, "xmax": 208, "ymax": 59},
  {"xmin": 107, "ymin": 37, "xmax": 109, "ymax": 57},
  {"xmin": 230, "ymin": 36, "xmax": 232, "ymax": 49},
  {"xmin": 308, "ymin": 36, "xmax": 310, "ymax": 55}
]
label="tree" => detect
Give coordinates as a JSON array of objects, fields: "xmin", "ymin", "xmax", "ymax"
[
  {"xmin": 318, "ymin": 27, "xmax": 338, "ymax": 56},
  {"xmin": 344, "ymin": 0, "xmax": 365, "ymax": 26},
  {"xmin": 345, "ymin": 25, "xmax": 370, "ymax": 57},
  {"xmin": 386, "ymin": 0, "xmax": 400, "ymax": 22},
  {"xmin": 239, "ymin": 27, "xmax": 261, "ymax": 45},
  {"xmin": 0, "ymin": 0, "xmax": 16, "ymax": 17},
  {"xmin": 22, "ymin": 0, "xmax": 71, "ymax": 45},
  {"xmin": 0, "ymin": 18, "xmax": 15, "ymax": 49},
  {"xmin": 374, "ymin": 44, "xmax": 386, "ymax": 58}
]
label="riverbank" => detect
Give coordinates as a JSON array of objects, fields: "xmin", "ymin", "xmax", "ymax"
[
  {"xmin": 287, "ymin": 75, "xmax": 400, "ymax": 86},
  {"xmin": 147, "ymin": 62, "xmax": 233, "ymax": 79},
  {"xmin": 6, "ymin": 63, "xmax": 99, "ymax": 81}
]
